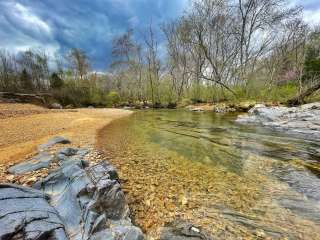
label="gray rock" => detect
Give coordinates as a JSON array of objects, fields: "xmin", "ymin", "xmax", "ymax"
[
  {"xmin": 38, "ymin": 136, "xmax": 71, "ymax": 151},
  {"xmin": 8, "ymin": 152, "xmax": 54, "ymax": 174},
  {"xmin": 160, "ymin": 220, "xmax": 212, "ymax": 240},
  {"xmin": 2, "ymin": 143, "xmax": 143, "ymax": 240},
  {"xmin": 56, "ymin": 148, "xmax": 89, "ymax": 162},
  {"xmin": 0, "ymin": 183, "xmax": 68, "ymax": 240},
  {"xmin": 278, "ymin": 197, "xmax": 320, "ymax": 223},
  {"xmin": 34, "ymin": 160, "xmax": 142, "ymax": 240},
  {"xmin": 236, "ymin": 103, "xmax": 320, "ymax": 140},
  {"xmin": 50, "ymin": 103, "xmax": 63, "ymax": 109},
  {"xmin": 58, "ymin": 147, "xmax": 79, "ymax": 156},
  {"xmin": 274, "ymin": 166, "xmax": 320, "ymax": 202}
]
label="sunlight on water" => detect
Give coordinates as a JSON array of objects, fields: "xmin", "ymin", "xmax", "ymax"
[{"xmin": 98, "ymin": 110, "xmax": 320, "ymax": 239}]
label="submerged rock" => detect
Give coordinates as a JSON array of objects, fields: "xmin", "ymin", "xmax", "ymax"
[
  {"xmin": 236, "ymin": 102, "xmax": 320, "ymax": 140},
  {"xmin": 160, "ymin": 220, "xmax": 212, "ymax": 240},
  {"xmin": 0, "ymin": 184, "xmax": 68, "ymax": 240}
]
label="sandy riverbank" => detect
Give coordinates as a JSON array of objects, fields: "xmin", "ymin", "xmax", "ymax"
[{"xmin": 0, "ymin": 103, "xmax": 132, "ymax": 165}]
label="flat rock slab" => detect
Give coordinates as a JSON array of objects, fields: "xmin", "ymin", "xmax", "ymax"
[
  {"xmin": 38, "ymin": 136, "xmax": 71, "ymax": 151},
  {"xmin": 8, "ymin": 152, "xmax": 54, "ymax": 175},
  {"xmin": 0, "ymin": 184, "xmax": 68, "ymax": 240},
  {"xmin": 236, "ymin": 102, "xmax": 320, "ymax": 140},
  {"xmin": 56, "ymin": 147, "xmax": 89, "ymax": 162}
]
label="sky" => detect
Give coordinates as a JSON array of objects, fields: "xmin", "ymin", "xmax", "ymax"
[{"xmin": 0, "ymin": 0, "xmax": 319, "ymax": 71}]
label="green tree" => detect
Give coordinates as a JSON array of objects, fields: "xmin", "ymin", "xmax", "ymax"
[
  {"xmin": 304, "ymin": 30, "xmax": 320, "ymax": 77},
  {"xmin": 20, "ymin": 68, "xmax": 33, "ymax": 91},
  {"xmin": 105, "ymin": 91, "xmax": 120, "ymax": 106},
  {"xmin": 50, "ymin": 72, "xmax": 64, "ymax": 89}
]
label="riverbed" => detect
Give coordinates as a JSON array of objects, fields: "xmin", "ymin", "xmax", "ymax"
[{"xmin": 98, "ymin": 110, "xmax": 320, "ymax": 239}]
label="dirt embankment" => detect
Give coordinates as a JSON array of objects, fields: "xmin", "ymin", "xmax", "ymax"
[{"xmin": 0, "ymin": 103, "xmax": 132, "ymax": 165}]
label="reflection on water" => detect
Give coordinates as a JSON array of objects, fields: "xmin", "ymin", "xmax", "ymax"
[{"xmin": 98, "ymin": 110, "xmax": 320, "ymax": 239}]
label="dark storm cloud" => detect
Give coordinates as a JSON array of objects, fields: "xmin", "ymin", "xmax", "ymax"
[{"xmin": 0, "ymin": 0, "xmax": 188, "ymax": 70}]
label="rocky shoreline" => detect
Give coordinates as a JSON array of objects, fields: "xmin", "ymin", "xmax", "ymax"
[
  {"xmin": 0, "ymin": 137, "xmax": 212, "ymax": 240},
  {"xmin": 236, "ymin": 102, "xmax": 320, "ymax": 141},
  {"xmin": 0, "ymin": 137, "xmax": 144, "ymax": 240}
]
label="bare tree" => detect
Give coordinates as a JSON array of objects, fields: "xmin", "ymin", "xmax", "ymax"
[
  {"xmin": 143, "ymin": 22, "xmax": 162, "ymax": 106},
  {"xmin": 186, "ymin": 0, "xmax": 239, "ymax": 94},
  {"xmin": 111, "ymin": 29, "xmax": 146, "ymax": 103},
  {"xmin": 162, "ymin": 20, "xmax": 193, "ymax": 101},
  {"xmin": 18, "ymin": 49, "xmax": 49, "ymax": 91},
  {"xmin": 234, "ymin": 0, "xmax": 301, "ymax": 82},
  {"xmin": 0, "ymin": 50, "xmax": 18, "ymax": 91},
  {"xmin": 67, "ymin": 48, "xmax": 90, "ymax": 80}
]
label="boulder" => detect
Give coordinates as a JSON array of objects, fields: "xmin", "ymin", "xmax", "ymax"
[
  {"xmin": 0, "ymin": 184, "xmax": 68, "ymax": 240},
  {"xmin": 50, "ymin": 103, "xmax": 63, "ymax": 109},
  {"xmin": 160, "ymin": 220, "xmax": 212, "ymax": 240}
]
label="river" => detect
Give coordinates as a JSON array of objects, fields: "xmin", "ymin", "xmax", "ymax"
[{"xmin": 98, "ymin": 110, "xmax": 320, "ymax": 239}]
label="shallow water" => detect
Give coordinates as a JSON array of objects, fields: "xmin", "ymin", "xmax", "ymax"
[{"xmin": 98, "ymin": 110, "xmax": 320, "ymax": 239}]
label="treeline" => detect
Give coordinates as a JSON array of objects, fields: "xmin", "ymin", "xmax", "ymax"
[
  {"xmin": 1, "ymin": 0, "xmax": 320, "ymax": 107},
  {"xmin": 0, "ymin": 48, "xmax": 120, "ymax": 107}
]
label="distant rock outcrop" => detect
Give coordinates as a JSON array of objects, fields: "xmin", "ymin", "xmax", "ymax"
[{"xmin": 236, "ymin": 102, "xmax": 320, "ymax": 140}]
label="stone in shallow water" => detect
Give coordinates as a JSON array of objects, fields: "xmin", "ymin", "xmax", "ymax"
[
  {"xmin": 0, "ymin": 183, "xmax": 68, "ymax": 240},
  {"xmin": 273, "ymin": 166, "xmax": 320, "ymax": 223},
  {"xmin": 160, "ymin": 220, "xmax": 212, "ymax": 240},
  {"xmin": 34, "ymin": 160, "xmax": 142, "ymax": 240},
  {"xmin": 8, "ymin": 152, "xmax": 54, "ymax": 174},
  {"xmin": 274, "ymin": 166, "xmax": 320, "ymax": 202}
]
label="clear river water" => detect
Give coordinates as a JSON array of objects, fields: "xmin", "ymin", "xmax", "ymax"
[{"xmin": 98, "ymin": 110, "xmax": 320, "ymax": 239}]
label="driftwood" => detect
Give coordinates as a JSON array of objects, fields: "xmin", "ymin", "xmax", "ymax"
[{"xmin": 287, "ymin": 81, "xmax": 320, "ymax": 106}]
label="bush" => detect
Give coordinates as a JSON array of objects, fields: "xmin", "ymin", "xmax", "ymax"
[
  {"xmin": 50, "ymin": 73, "xmax": 64, "ymax": 89},
  {"xmin": 105, "ymin": 91, "xmax": 120, "ymax": 107}
]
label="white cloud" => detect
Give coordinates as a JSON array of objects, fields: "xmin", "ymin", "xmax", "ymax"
[
  {"xmin": 303, "ymin": 10, "xmax": 320, "ymax": 26},
  {"xmin": 7, "ymin": 2, "xmax": 52, "ymax": 35},
  {"xmin": 0, "ymin": 2, "xmax": 59, "ymax": 59}
]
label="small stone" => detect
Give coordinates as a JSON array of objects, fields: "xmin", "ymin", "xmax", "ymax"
[{"xmin": 6, "ymin": 175, "xmax": 15, "ymax": 181}]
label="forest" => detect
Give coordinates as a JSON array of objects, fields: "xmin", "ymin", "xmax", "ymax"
[{"xmin": 1, "ymin": 0, "xmax": 320, "ymax": 108}]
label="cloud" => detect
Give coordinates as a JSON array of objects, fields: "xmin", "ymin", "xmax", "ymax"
[
  {"xmin": 0, "ymin": 0, "xmax": 189, "ymax": 70},
  {"xmin": 304, "ymin": 10, "xmax": 320, "ymax": 25},
  {"xmin": 0, "ymin": 1, "xmax": 59, "ymax": 58}
]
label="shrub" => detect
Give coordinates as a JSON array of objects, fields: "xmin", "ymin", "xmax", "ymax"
[
  {"xmin": 50, "ymin": 73, "xmax": 64, "ymax": 89},
  {"xmin": 105, "ymin": 91, "xmax": 120, "ymax": 107}
]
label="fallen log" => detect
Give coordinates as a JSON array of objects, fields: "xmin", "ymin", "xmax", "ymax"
[
  {"xmin": 0, "ymin": 92, "xmax": 54, "ymax": 106},
  {"xmin": 287, "ymin": 81, "xmax": 320, "ymax": 106}
]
